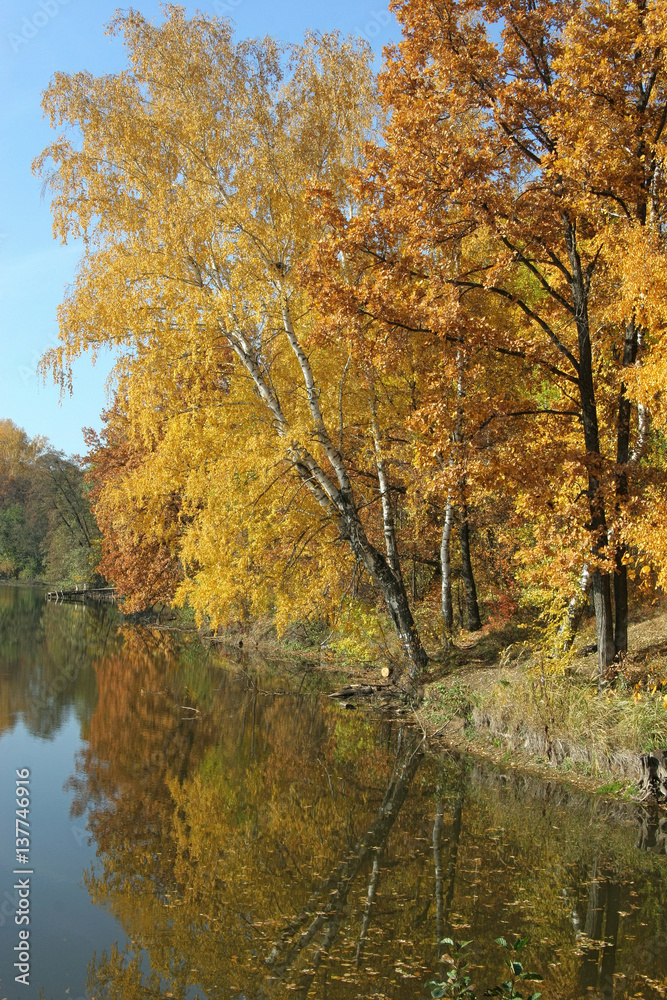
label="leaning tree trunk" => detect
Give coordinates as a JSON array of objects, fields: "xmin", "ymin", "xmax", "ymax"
[
  {"xmin": 236, "ymin": 302, "xmax": 431, "ymax": 684},
  {"xmin": 338, "ymin": 505, "xmax": 428, "ymax": 680}
]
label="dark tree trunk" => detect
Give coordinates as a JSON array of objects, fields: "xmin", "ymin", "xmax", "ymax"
[
  {"xmin": 591, "ymin": 569, "xmax": 614, "ymax": 686},
  {"xmin": 613, "ymin": 551, "xmax": 629, "ymax": 656},
  {"xmin": 563, "ymin": 217, "xmax": 615, "ymax": 667},
  {"xmin": 458, "ymin": 500, "xmax": 482, "ymax": 632},
  {"xmin": 614, "ymin": 318, "xmax": 639, "ymax": 657}
]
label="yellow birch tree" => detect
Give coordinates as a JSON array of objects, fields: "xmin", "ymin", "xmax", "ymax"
[{"xmin": 36, "ymin": 6, "xmax": 430, "ymax": 679}]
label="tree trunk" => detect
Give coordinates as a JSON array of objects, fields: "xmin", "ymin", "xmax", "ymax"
[
  {"xmin": 614, "ymin": 318, "xmax": 639, "ymax": 657},
  {"xmin": 561, "ymin": 563, "xmax": 592, "ymax": 650},
  {"xmin": 450, "ymin": 349, "xmax": 481, "ymax": 634},
  {"xmin": 591, "ymin": 569, "xmax": 614, "ymax": 688},
  {"xmin": 336, "ymin": 501, "xmax": 427, "ymax": 679},
  {"xmin": 614, "ymin": 548, "xmax": 629, "ymax": 657},
  {"xmin": 458, "ymin": 500, "xmax": 482, "ymax": 632},
  {"xmin": 440, "ymin": 496, "xmax": 454, "ymax": 646},
  {"xmin": 563, "ymin": 217, "xmax": 615, "ymax": 668}
]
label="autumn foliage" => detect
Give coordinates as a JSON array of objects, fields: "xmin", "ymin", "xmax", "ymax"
[
  {"xmin": 35, "ymin": 1, "xmax": 667, "ymax": 678},
  {"xmin": 83, "ymin": 407, "xmax": 183, "ymax": 612}
]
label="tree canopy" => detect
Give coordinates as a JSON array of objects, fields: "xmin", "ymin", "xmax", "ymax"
[{"xmin": 35, "ymin": 1, "xmax": 667, "ymax": 679}]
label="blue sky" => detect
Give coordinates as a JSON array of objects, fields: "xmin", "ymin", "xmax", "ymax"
[{"xmin": 0, "ymin": 0, "xmax": 399, "ymax": 457}]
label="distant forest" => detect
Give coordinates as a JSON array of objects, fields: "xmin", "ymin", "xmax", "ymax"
[{"xmin": 0, "ymin": 419, "xmax": 99, "ymax": 584}]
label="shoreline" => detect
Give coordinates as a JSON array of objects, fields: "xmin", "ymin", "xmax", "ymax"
[{"xmin": 23, "ymin": 582, "xmax": 667, "ymax": 803}]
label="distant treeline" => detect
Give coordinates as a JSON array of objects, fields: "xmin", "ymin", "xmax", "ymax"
[{"xmin": 0, "ymin": 419, "xmax": 99, "ymax": 584}]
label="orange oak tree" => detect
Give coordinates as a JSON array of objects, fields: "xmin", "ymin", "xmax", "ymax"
[
  {"xmin": 317, "ymin": 0, "xmax": 667, "ymax": 665},
  {"xmin": 83, "ymin": 407, "xmax": 184, "ymax": 613}
]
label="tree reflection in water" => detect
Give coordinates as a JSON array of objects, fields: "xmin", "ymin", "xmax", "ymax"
[
  {"xmin": 4, "ymin": 593, "xmax": 667, "ymax": 998},
  {"xmin": 0, "ymin": 585, "xmax": 116, "ymax": 739},
  {"xmin": 263, "ymin": 729, "xmax": 424, "ymax": 996},
  {"xmin": 76, "ymin": 631, "xmax": 427, "ymax": 998},
  {"xmin": 42, "ymin": 626, "xmax": 667, "ymax": 1000}
]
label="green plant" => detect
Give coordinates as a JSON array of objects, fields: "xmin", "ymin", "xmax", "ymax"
[
  {"xmin": 425, "ymin": 935, "xmax": 542, "ymax": 1000},
  {"xmin": 486, "ymin": 936, "xmax": 542, "ymax": 1000},
  {"xmin": 425, "ymin": 938, "xmax": 475, "ymax": 998}
]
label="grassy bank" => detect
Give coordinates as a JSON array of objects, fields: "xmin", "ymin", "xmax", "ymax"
[{"xmin": 418, "ymin": 605, "xmax": 667, "ymax": 798}]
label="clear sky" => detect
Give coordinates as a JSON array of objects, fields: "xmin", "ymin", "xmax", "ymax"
[{"xmin": 0, "ymin": 0, "xmax": 399, "ymax": 458}]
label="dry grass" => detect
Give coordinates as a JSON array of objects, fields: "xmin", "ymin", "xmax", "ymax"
[
  {"xmin": 474, "ymin": 673, "xmax": 667, "ymax": 777},
  {"xmin": 423, "ymin": 603, "xmax": 667, "ymax": 791}
]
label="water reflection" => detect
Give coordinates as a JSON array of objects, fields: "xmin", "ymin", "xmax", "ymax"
[
  {"xmin": 0, "ymin": 585, "xmax": 116, "ymax": 739},
  {"xmin": 636, "ymin": 807, "xmax": 667, "ymax": 854},
  {"xmin": 264, "ymin": 728, "xmax": 424, "ymax": 995},
  {"xmin": 577, "ymin": 863, "xmax": 621, "ymax": 997},
  {"xmin": 75, "ymin": 634, "xmax": 667, "ymax": 1000},
  {"xmin": 1, "ymin": 589, "xmax": 667, "ymax": 999}
]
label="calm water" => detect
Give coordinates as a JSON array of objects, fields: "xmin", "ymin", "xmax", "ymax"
[{"xmin": 0, "ymin": 586, "xmax": 666, "ymax": 1000}]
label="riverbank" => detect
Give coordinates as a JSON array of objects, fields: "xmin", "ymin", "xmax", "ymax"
[
  {"xmin": 414, "ymin": 605, "xmax": 667, "ymax": 801},
  {"xmin": 193, "ymin": 603, "xmax": 667, "ymax": 802}
]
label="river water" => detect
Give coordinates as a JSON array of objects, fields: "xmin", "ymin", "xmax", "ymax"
[{"xmin": 0, "ymin": 586, "xmax": 666, "ymax": 1000}]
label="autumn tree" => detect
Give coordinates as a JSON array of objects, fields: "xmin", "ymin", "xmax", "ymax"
[
  {"xmin": 36, "ymin": 7, "xmax": 434, "ymax": 680},
  {"xmin": 308, "ymin": 174, "xmax": 525, "ymax": 641},
  {"xmin": 83, "ymin": 405, "xmax": 184, "ymax": 612},
  {"xmin": 332, "ymin": 0, "xmax": 667, "ymax": 665}
]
